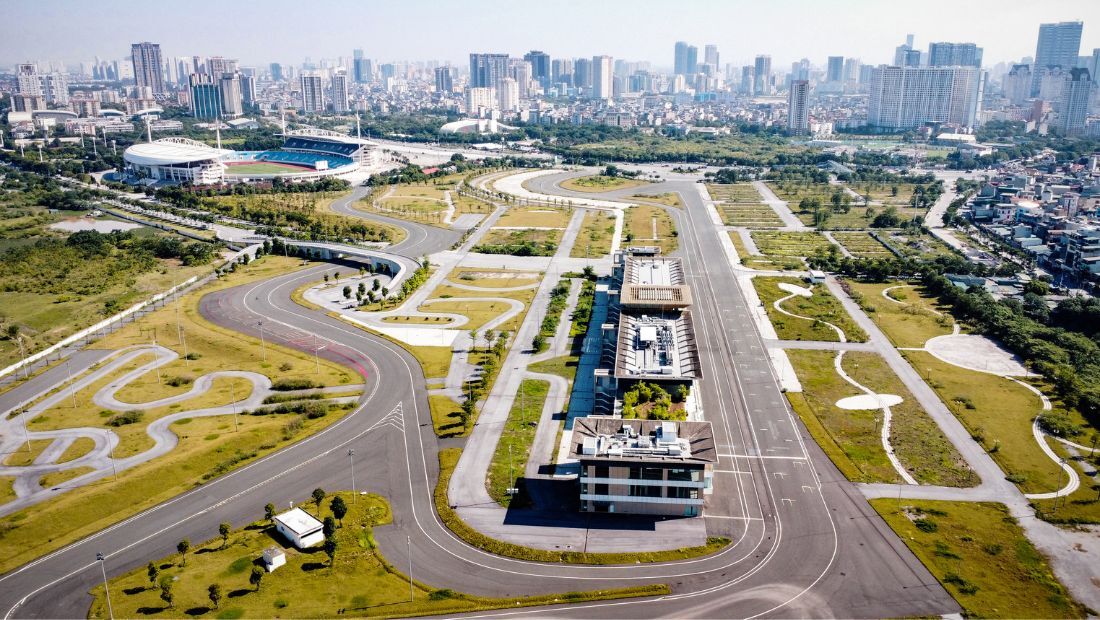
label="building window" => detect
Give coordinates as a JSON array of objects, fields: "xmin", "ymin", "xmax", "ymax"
[
  {"xmin": 642, "ymin": 467, "xmax": 663, "ymax": 481},
  {"xmin": 667, "ymin": 468, "xmax": 695, "ymax": 482},
  {"xmin": 595, "ymin": 484, "xmax": 608, "ymax": 496},
  {"xmin": 630, "ymin": 484, "xmax": 662, "ymax": 498},
  {"xmin": 595, "ymin": 465, "xmax": 609, "ymax": 479},
  {"xmin": 668, "ymin": 487, "xmax": 699, "ymax": 499}
]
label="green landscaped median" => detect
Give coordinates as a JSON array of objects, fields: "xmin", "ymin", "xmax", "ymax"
[
  {"xmin": 438, "ymin": 449, "xmax": 730, "ymax": 564},
  {"xmin": 559, "ymin": 175, "xmax": 649, "ymax": 193},
  {"xmin": 754, "ymin": 276, "xmax": 868, "ymax": 343},
  {"xmin": 870, "ymin": 499, "xmax": 1086, "ymax": 618},
  {"xmin": 88, "ymin": 492, "xmax": 669, "ymax": 619},
  {"xmin": 486, "ymin": 379, "xmax": 549, "ymax": 507}
]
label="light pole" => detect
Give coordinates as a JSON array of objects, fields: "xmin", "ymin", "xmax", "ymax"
[
  {"xmin": 66, "ymin": 360, "xmax": 77, "ymax": 408},
  {"xmin": 407, "ymin": 535, "xmax": 414, "ymax": 602},
  {"xmin": 258, "ymin": 321, "xmax": 267, "ymax": 361},
  {"xmin": 96, "ymin": 552, "xmax": 114, "ymax": 620},
  {"xmin": 17, "ymin": 335, "xmax": 29, "ymax": 379},
  {"xmin": 348, "ymin": 449, "xmax": 357, "ymax": 503}
]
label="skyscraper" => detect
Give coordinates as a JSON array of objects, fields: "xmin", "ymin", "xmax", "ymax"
[
  {"xmin": 685, "ymin": 45, "xmax": 698, "ymax": 75},
  {"xmin": 591, "ymin": 55, "xmax": 613, "ymax": 100},
  {"xmin": 240, "ymin": 74, "xmax": 256, "ymax": 108},
  {"xmin": 753, "ymin": 55, "xmax": 771, "ymax": 95},
  {"xmin": 867, "ymin": 65, "xmax": 982, "ymax": 129},
  {"xmin": 1003, "ymin": 64, "xmax": 1032, "ymax": 105},
  {"xmin": 300, "ymin": 73, "xmax": 324, "ymax": 113},
  {"xmin": 353, "ymin": 49, "xmax": 372, "ymax": 83},
  {"xmin": 331, "ymin": 72, "xmax": 349, "ymax": 113},
  {"xmin": 674, "ymin": 41, "xmax": 689, "ymax": 75},
  {"xmin": 552, "ymin": 58, "xmax": 573, "ymax": 87},
  {"xmin": 826, "ymin": 56, "xmax": 845, "ymax": 83},
  {"xmin": 509, "ymin": 58, "xmax": 532, "ymax": 99},
  {"xmin": 524, "ymin": 50, "xmax": 551, "ymax": 89},
  {"xmin": 894, "ymin": 34, "xmax": 915, "ymax": 66},
  {"xmin": 434, "ymin": 66, "xmax": 454, "ymax": 94},
  {"xmin": 787, "ymin": 80, "xmax": 810, "ymax": 135},
  {"xmin": 131, "ymin": 42, "xmax": 165, "ymax": 96},
  {"xmin": 469, "ymin": 53, "xmax": 509, "ymax": 88},
  {"xmin": 1058, "ymin": 68, "xmax": 1092, "ymax": 136},
  {"xmin": 574, "ymin": 57, "xmax": 593, "ymax": 90},
  {"xmin": 219, "ymin": 72, "xmax": 243, "ymax": 117},
  {"xmin": 188, "ymin": 73, "xmax": 221, "ymax": 119},
  {"xmin": 1032, "ymin": 21, "xmax": 1083, "ymax": 95},
  {"xmin": 270, "ymin": 62, "xmax": 284, "ymax": 82},
  {"xmin": 927, "ymin": 42, "xmax": 983, "ymax": 68},
  {"xmin": 497, "ymin": 77, "xmax": 519, "ymax": 112},
  {"xmin": 704, "ymin": 44, "xmax": 719, "ymax": 70}
]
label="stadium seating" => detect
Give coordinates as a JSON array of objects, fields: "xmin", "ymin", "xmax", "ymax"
[{"xmin": 282, "ymin": 136, "xmax": 360, "ymax": 157}]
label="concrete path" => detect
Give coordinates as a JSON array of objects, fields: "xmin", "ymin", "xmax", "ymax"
[{"xmin": 752, "ymin": 180, "xmax": 810, "ymax": 231}]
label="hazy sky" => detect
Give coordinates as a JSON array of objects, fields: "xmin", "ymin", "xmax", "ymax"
[{"xmin": 5, "ymin": 0, "xmax": 1100, "ymax": 69}]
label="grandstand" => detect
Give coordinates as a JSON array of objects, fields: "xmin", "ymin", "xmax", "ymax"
[{"xmin": 122, "ymin": 128, "xmax": 377, "ymax": 185}]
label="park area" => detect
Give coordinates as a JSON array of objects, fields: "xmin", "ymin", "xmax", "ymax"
[
  {"xmin": 830, "ymin": 231, "xmax": 893, "ymax": 259},
  {"xmin": 356, "ymin": 174, "xmax": 492, "ymax": 228},
  {"xmin": 570, "ymin": 210, "xmax": 616, "ymax": 258}
]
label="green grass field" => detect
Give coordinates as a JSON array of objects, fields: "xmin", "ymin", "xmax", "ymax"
[
  {"xmin": 871, "ymin": 499, "xmax": 1085, "ymax": 618},
  {"xmin": 753, "ymin": 276, "xmax": 868, "ymax": 342},
  {"xmin": 831, "ymin": 232, "xmax": 893, "ymax": 258},
  {"xmin": 786, "ymin": 350, "xmax": 976, "ymax": 486},
  {"xmin": 560, "ymin": 175, "xmax": 649, "ymax": 193},
  {"xmin": 750, "ymin": 231, "xmax": 831, "ymax": 258},
  {"xmin": 570, "ymin": 210, "xmax": 616, "ymax": 258},
  {"xmin": 844, "ymin": 281, "xmax": 954, "ymax": 349},
  {"xmin": 623, "ymin": 205, "xmax": 677, "ymax": 254},
  {"xmin": 224, "ymin": 162, "xmax": 307, "ymax": 175},
  {"xmin": 87, "ymin": 492, "xmax": 666, "ymax": 618}
]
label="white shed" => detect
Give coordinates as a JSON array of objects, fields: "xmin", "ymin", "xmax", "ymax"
[
  {"xmin": 262, "ymin": 546, "xmax": 286, "ymax": 572},
  {"xmin": 273, "ymin": 507, "xmax": 324, "ymax": 549}
]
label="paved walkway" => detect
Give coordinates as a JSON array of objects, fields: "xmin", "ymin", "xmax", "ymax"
[{"xmin": 752, "ymin": 180, "xmax": 810, "ymax": 231}]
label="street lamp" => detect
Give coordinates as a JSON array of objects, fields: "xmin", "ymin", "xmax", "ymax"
[
  {"xmin": 348, "ymin": 449, "xmax": 357, "ymax": 503},
  {"xmin": 258, "ymin": 321, "xmax": 267, "ymax": 361},
  {"xmin": 96, "ymin": 553, "xmax": 114, "ymax": 620}
]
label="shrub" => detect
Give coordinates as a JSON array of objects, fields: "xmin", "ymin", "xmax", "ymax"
[
  {"xmin": 271, "ymin": 377, "xmax": 318, "ymax": 391},
  {"xmin": 913, "ymin": 517, "xmax": 938, "ymax": 532},
  {"xmin": 106, "ymin": 410, "xmax": 144, "ymax": 427},
  {"xmin": 166, "ymin": 376, "xmax": 193, "ymax": 388}
]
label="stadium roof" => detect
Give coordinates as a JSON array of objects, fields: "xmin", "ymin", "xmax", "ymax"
[{"xmin": 124, "ymin": 138, "xmax": 230, "ymax": 166}]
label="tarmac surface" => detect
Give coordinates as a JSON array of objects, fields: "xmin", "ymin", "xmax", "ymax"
[{"xmin": 0, "ymin": 171, "xmax": 960, "ymax": 618}]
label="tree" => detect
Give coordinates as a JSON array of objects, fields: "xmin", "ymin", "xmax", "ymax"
[
  {"xmin": 312, "ymin": 487, "xmax": 326, "ymax": 506},
  {"xmin": 323, "ymin": 516, "xmax": 337, "ymax": 538},
  {"xmin": 177, "ymin": 539, "xmax": 190, "ymax": 567},
  {"xmin": 159, "ymin": 578, "xmax": 174, "ymax": 609},
  {"xmin": 357, "ymin": 281, "xmax": 366, "ymax": 296},
  {"xmin": 532, "ymin": 333, "xmax": 546, "ymax": 352},
  {"xmin": 264, "ymin": 502, "xmax": 276, "ymax": 523},
  {"xmin": 468, "ymin": 329, "xmax": 479, "ymax": 352},
  {"xmin": 146, "ymin": 561, "xmax": 159, "ymax": 590},
  {"xmin": 249, "ymin": 565, "xmax": 265, "ymax": 591},
  {"xmin": 219, "ymin": 522, "xmax": 231, "ymax": 549},
  {"xmin": 343, "ymin": 285, "xmax": 352, "ymax": 299},
  {"xmin": 207, "ymin": 583, "xmax": 222, "ymax": 610},
  {"xmin": 330, "ymin": 496, "xmax": 348, "ymax": 526},
  {"xmin": 323, "ymin": 536, "xmax": 338, "ymax": 568}
]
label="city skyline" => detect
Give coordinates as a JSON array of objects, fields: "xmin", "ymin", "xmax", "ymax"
[{"xmin": 4, "ymin": 0, "xmax": 1100, "ymax": 69}]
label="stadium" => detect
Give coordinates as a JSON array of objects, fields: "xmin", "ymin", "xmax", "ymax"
[{"xmin": 122, "ymin": 128, "xmax": 377, "ymax": 185}]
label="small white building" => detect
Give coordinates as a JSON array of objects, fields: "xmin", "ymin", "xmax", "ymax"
[
  {"xmin": 273, "ymin": 507, "xmax": 324, "ymax": 549},
  {"xmin": 262, "ymin": 546, "xmax": 286, "ymax": 572}
]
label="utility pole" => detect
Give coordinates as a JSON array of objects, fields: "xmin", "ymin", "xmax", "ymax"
[
  {"xmin": 258, "ymin": 321, "xmax": 267, "ymax": 361},
  {"xmin": 231, "ymin": 383, "xmax": 239, "ymax": 432},
  {"xmin": 407, "ymin": 536, "xmax": 414, "ymax": 602},
  {"xmin": 96, "ymin": 553, "xmax": 114, "ymax": 620}
]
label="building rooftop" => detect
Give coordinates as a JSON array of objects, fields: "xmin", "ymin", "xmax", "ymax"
[
  {"xmin": 623, "ymin": 256, "xmax": 685, "ymax": 286},
  {"xmin": 614, "ymin": 312, "xmax": 701, "ymax": 380},
  {"xmin": 570, "ymin": 418, "xmax": 717, "ymax": 465},
  {"xmin": 620, "ymin": 283, "xmax": 692, "ymax": 309},
  {"xmin": 273, "ymin": 507, "xmax": 323, "ymax": 536}
]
